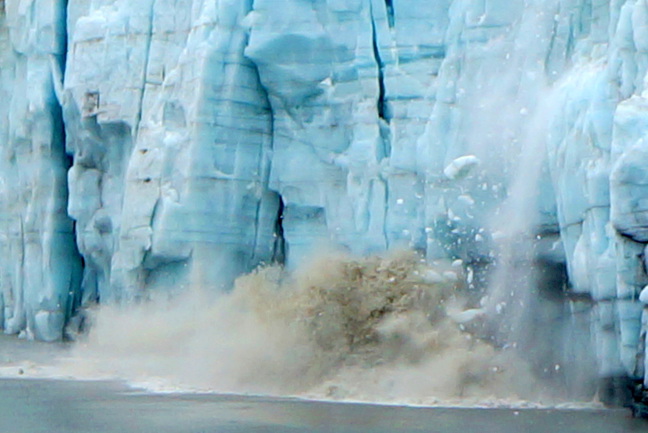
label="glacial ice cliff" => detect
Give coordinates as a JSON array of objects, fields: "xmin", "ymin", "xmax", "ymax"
[{"xmin": 1, "ymin": 0, "xmax": 648, "ymax": 395}]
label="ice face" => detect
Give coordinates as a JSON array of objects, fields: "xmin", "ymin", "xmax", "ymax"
[
  {"xmin": 0, "ymin": 0, "xmax": 82, "ymax": 342},
  {"xmin": 0, "ymin": 0, "xmax": 648, "ymax": 389},
  {"xmin": 64, "ymin": 0, "xmax": 280, "ymax": 303}
]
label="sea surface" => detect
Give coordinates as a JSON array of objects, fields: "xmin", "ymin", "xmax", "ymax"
[
  {"xmin": 0, "ymin": 378, "xmax": 645, "ymax": 433},
  {"xmin": 0, "ymin": 334, "xmax": 646, "ymax": 433}
]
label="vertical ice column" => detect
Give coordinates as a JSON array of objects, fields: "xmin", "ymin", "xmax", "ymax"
[
  {"xmin": 64, "ymin": 0, "xmax": 186, "ymax": 302},
  {"xmin": 371, "ymin": 0, "xmax": 451, "ymax": 252},
  {"xmin": 0, "ymin": 0, "xmax": 82, "ymax": 340},
  {"xmin": 64, "ymin": 0, "xmax": 280, "ymax": 299},
  {"xmin": 108, "ymin": 0, "xmax": 278, "ymax": 296},
  {"xmin": 610, "ymin": 96, "xmax": 648, "ymax": 379}
]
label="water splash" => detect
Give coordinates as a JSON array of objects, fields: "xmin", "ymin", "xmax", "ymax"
[{"xmin": 51, "ymin": 250, "xmax": 577, "ymax": 407}]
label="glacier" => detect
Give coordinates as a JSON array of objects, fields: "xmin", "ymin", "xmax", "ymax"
[{"xmin": 1, "ymin": 0, "xmax": 648, "ymax": 401}]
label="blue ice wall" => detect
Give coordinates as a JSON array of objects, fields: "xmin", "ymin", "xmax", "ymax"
[{"xmin": 0, "ymin": 0, "xmax": 82, "ymax": 342}]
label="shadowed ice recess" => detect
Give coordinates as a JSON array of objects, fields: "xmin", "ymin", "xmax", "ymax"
[{"xmin": 1, "ymin": 0, "xmax": 648, "ymax": 407}]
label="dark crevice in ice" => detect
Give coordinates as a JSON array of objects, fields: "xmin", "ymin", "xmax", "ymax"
[
  {"xmin": 371, "ymin": 25, "xmax": 388, "ymax": 122},
  {"xmin": 369, "ymin": 3, "xmax": 392, "ymax": 249},
  {"xmin": 54, "ymin": 0, "xmax": 85, "ymax": 336},
  {"xmin": 54, "ymin": 88, "xmax": 85, "ymax": 337},
  {"xmin": 245, "ymin": 26, "xmax": 282, "ymax": 267},
  {"xmin": 370, "ymin": 8, "xmax": 389, "ymax": 124},
  {"xmin": 61, "ymin": 0, "xmax": 68, "ymax": 74},
  {"xmin": 273, "ymin": 195, "xmax": 286, "ymax": 265},
  {"xmin": 384, "ymin": 0, "xmax": 395, "ymax": 28},
  {"xmin": 133, "ymin": 0, "xmax": 157, "ymax": 136}
]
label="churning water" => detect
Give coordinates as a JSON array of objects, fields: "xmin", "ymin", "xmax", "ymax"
[{"xmin": 22, "ymin": 250, "xmax": 590, "ymax": 408}]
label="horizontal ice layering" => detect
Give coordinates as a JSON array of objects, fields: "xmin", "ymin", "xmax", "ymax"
[{"xmin": 1, "ymin": 0, "xmax": 648, "ymax": 391}]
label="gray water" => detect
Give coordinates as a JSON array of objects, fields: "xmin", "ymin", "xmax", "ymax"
[{"xmin": 0, "ymin": 378, "xmax": 644, "ymax": 433}]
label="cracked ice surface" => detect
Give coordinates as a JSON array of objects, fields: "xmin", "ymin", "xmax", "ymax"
[{"xmin": 64, "ymin": 0, "xmax": 280, "ymax": 303}]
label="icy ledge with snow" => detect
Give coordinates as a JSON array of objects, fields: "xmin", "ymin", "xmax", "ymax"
[{"xmin": 1, "ymin": 0, "xmax": 648, "ymax": 396}]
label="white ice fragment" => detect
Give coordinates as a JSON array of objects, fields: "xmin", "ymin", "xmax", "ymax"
[
  {"xmin": 640, "ymin": 286, "xmax": 648, "ymax": 304},
  {"xmin": 212, "ymin": 168, "xmax": 235, "ymax": 179},
  {"xmin": 451, "ymin": 259, "xmax": 463, "ymax": 267},
  {"xmin": 475, "ymin": 234, "xmax": 484, "ymax": 242},
  {"xmin": 457, "ymin": 194, "xmax": 475, "ymax": 206},
  {"xmin": 448, "ymin": 308, "xmax": 485, "ymax": 324},
  {"xmin": 331, "ymin": 153, "xmax": 350, "ymax": 169},
  {"xmin": 396, "ymin": 198, "xmax": 404, "ymax": 205},
  {"xmin": 448, "ymin": 209, "xmax": 462, "ymax": 222},
  {"xmin": 319, "ymin": 77, "xmax": 333, "ymax": 89},
  {"xmin": 466, "ymin": 267, "xmax": 474, "ymax": 284},
  {"xmin": 443, "ymin": 155, "xmax": 481, "ymax": 180}
]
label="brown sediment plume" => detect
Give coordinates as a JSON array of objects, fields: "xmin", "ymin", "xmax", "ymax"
[{"xmin": 66, "ymin": 250, "xmax": 552, "ymax": 405}]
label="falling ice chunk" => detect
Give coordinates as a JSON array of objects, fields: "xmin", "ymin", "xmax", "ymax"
[
  {"xmin": 640, "ymin": 286, "xmax": 648, "ymax": 304},
  {"xmin": 448, "ymin": 308, "xmax": 485, "ymax": 324},
  {"xmin": 457, "ymin": 194, "xmax": 475, "ymax": 206},
  {"xmin": 443, "ymin": 155, "xmax": 481, "ymax": 180}
]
